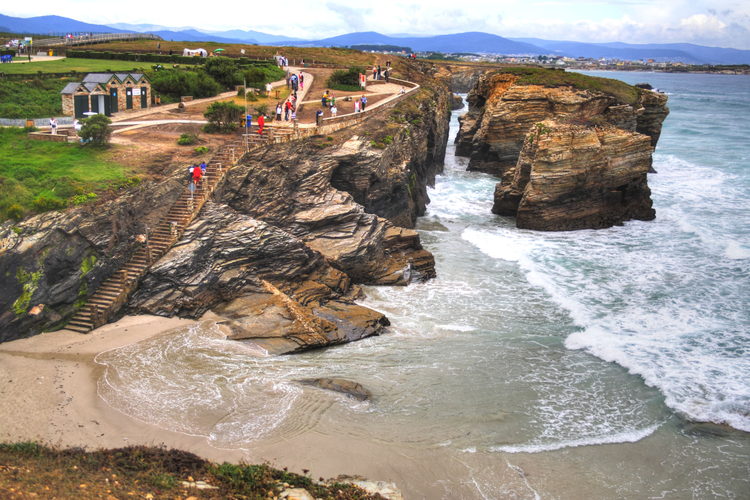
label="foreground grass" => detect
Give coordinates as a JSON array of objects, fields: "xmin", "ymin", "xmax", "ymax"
[
  {"xmin": 0, "ymin": 443, "xmax": 382, "ymax": 499},
  {"xmin": 0, "ymin": 128, "xmax": 132, "ymax": 221},
  {"xmin": 0, "ymin": 57, "xmax": 151, "ymax": 75}
]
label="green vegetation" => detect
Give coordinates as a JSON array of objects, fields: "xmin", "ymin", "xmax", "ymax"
[
  {"xmin": 0, "ymin": 77, "xmax": 73, "ymax": 118},
  {"xmin": 79, "ymin": 114, "xmax": 112, "ymax": 147},
  {"xmin": 0, "ymin": 128, "xmax": 129, "ymax": 220},
  {"xmin": 327, "ymin": 67, "xmax": 363, "ymax": 92},
  {"xmin": 194, "ymin": 145, "xmax": 209, "ymax": 155},
  {"xmin": 150, "ymin": 69, "xmax": 222, "ymax": 102},
  {"xmin": 177, "ymin": 133, "xmax": 198, "ymax": 145},
  {"xmin": 0, "ymin": 443, "xmax": 383, "ymax": 499},
  {"xmin": 497, "ymin": 67, "xmax": 641, "ymax": 105},
  {"xmin": 12, "ymin": 268, "xmax": 43, "ymax": 315},
  {"xmin": 0, "ymin": 58, "xmax": 149, "ymax": 75},
  {"xmin": 203, "ymin": 101, "xmax": 244, "ymax": 133}
]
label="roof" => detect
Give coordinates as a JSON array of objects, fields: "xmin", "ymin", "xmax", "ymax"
[
  {"xmin": 61, "ymin": 82, "xmax": 80, "ymax": 95},
  {"xmin": 81, "ymin": 73, "xmax": 149, "ymax": 84},
  {"xmin": 82, "ymin": 73, "xmax": 117, "ymax": 83}
]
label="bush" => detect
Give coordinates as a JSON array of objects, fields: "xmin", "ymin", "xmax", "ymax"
[
  {"xmin": 203, "ymin": 101, "xmax": 243, "ymax": 133},
  {"xmin": 150, "ymin": 70, "xmax": 221, "ymax": 101},
  {"xmin": 5, "ymin": 203, "xmax": 25, "ymax": 220},
  {"xmin": 177, "ymin": 133, "xmax": 197, "ymax": 145},
  {"xmin": 79, "ymin": 114, "xmax": 112, "ymax": 147},
  {"xmin": 194, "ymin": 146, "xmax": 209, "ymax": 155},
  {"xmin": 327, "ymin": 67, "xmax": 363, "ymax": 92},
  {"xmin": 204, "ymin": 57, "xmax": 240, "ymax": 89},
  {"xmin": 32, "ymin": 193, "xmax": 66, "ymax": 212}
]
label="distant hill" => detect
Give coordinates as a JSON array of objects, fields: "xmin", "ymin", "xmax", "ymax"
[
  {"xmin": 288, "ymin": 31, "xmax": 545, "ymax": 55},
  {"xmin": 2, "ymin": 13, "xmax": 748, "ymax": 64},
  {"xmin": 0, "ymin": 13, "xmax": 129, "ymax": 35},
  {"xmin": 513, "ymin": 38, "xmax": 750, "ymax": 64}
]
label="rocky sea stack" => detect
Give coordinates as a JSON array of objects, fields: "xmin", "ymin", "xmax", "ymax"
[{"xmin": 455, "ymin": 69, "xmax": 669, "ymax": 231}]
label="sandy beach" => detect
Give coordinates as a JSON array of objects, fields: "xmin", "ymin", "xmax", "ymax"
[{"xmin": 0, "ymin": 315, "xmax": 245, "ymax": 463}]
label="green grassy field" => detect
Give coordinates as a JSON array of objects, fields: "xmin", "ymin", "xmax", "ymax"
[
  {"xmin": 0, "ymin": 57, "xmax": 154, "ymax": 74},
  {"xmin": 0, "ymin": 128, "xmax": 131, "ymax": 221}
]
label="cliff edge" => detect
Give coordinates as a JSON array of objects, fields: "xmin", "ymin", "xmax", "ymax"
[{"xmin": 454, "ymin": 69, "xmax": 669, "ymax": 230}]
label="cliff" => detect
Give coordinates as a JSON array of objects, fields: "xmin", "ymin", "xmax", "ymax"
[
  {"xmin": 455, "ymin": 68, "xmax": 669, "ymax": 230},
  {"xmin": 0, "ymin": 82, "xmax": 451, "ymax": 347},
  {"xmin": 493, "ymin": 122, "xmax": 655, "ymax": 230}
]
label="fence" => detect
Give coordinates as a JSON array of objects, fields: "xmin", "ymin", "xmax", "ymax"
[{"xmin": 33, "ymin": 33, "xmax": 161, "ymax": 47}]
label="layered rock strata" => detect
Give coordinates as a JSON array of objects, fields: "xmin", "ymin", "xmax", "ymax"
[
  {"xmin": 0, "ymin": 83, "xmax": 451, "ymax": 347},
  {"xmin": 455, "ymin": 70, "xmax": 668, "ymax": 230},
  {"xmin": 493, "ymin": 122, "xmax": 655, "ymax": 230}
]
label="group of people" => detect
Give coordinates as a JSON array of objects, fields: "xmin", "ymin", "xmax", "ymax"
[
  {"xmin": 0, "ymin": 54, "xmax": 13, "ymax": 63},
  {"xmin": 371, "ymin": 62, "xmax": 392, "ymax": 82},
  {"xmin": 277, "ymin": 99, "xmax": 297, "ymax": 121},
  {"xmin": 288, "ymin": 72, "xmax": 303, "ymax": 91}
]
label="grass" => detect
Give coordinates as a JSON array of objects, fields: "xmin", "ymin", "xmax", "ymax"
[
  {"xmin": 0, "ymin": 57, "xmax": 152, "ymax": 74},
  {"xmin": 0, "ymin": 77, "xmax": 75, "ymax": 118},
  {"xmin": 85, "ymin": 40, "xmax": 378, "ymax": 67},
  {"xmin": 0, "ymin": 128, "xmax": 132, "ymax": 221},
  {"xmin": 0, "ymin": 442, "xmax": 384, "ymax": 499},
  {"xmin": 495, "ymin": 66, "xmax": 642, "ymax": 105}
]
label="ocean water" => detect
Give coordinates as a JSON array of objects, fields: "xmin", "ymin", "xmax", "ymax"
[{"xmin": 96, "ymin": 72, "xmax": 749, "ymax": 498}]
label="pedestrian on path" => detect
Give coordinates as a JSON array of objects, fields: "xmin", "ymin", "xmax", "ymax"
[
  {"xmin": 257, "ymin": 114, "xmax": 265, "ymax": 135},
  {"xmin": 266, "ymin": 82, "xmax": 272, "ymax": 97},
  {"xmin": 187, "ymin": 166, "xmax": 196, "ymax": 198},
  {"xmin": 276, "ymin": 102, "xmax": 282, "ymax": 121},
  {"xmin": 284, "ymin": 100, "xmax": 292, "ymax": 120},
  {"xmin": 331, "ymin": 105, "xmax": 337, "ymax": 117},
  {"xmin": 354, "ymin": 99, "xmax": 360, "ymax": 113},
  {"xmin": 316, "ymin": 109, "xmax": 323, "ymax": 126},
  {"xmin": 49, "ymin": 117, "xmax": 57, "ymax": 134},
  {"xmin": 299, "ymin": 72, "xmax": 304, "ymax": 90},
  {"xmin": 360, "ymin": 95, "xmax": 367, "ymax": 111},
  {"xmin": 192, "ymin": 163, "xmax": 203, "ymax": 186},
  {"xmin": 200, "ymin": 161, "xmax": 207, "ymax": 174}
]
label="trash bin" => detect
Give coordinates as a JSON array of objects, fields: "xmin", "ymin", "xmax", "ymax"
[
  {"xmin": 48, "ymin": 50, "xmax": 53, "ymax": 56},
  {"xmin": 25, "ymin": 119, "xmax": 34, "ymax": 128}
]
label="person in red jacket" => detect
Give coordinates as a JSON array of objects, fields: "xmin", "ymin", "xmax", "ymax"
[
  {"xmin": 192, "ymin": 163, "xmax": 203, "ymax": 187},
  {"xmin": 257, "ymin": 114, "xmax": 265, "ymax": 135}
]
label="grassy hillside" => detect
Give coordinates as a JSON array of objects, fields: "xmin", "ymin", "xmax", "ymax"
[
  {"xmin": 85, "ymin": 40, "xmax": 378, "ymax": 67},
  {"xmin": 0, "ymin": 57, "xmax": 152, "ymax": 74},
  {"xmin": 496, "ymin": 66, "xmax": 641, "ymax": 105},
  {"xmin": 0, "ymin": 442, "xmax": 381, "ymax": 499},
  {"xmin": 0, "ymin": 128, "xmax": 132, "ymax": 220}
]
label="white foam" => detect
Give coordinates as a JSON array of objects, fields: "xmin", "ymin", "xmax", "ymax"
[{"xmin": 490, "ymin": 424, "xmax": 661, "ymax": 454}]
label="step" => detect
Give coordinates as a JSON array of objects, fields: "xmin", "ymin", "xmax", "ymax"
[{"xmin": 67, "ymin": 320, "xmax": 93, "ymax": 329}]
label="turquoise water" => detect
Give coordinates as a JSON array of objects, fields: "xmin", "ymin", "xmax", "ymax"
[{"xmin": 97, "ymin": 72, "xmax": 749, "ymax": 498}]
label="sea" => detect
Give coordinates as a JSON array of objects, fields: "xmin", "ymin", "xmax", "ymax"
[{"xmin": 96, "ymin": 71, "xmax": 749, "ymax": 499}]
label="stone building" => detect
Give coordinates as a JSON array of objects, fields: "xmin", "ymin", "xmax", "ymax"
[{"xmin": 61, "ymin": 73, "xmax": 151, "ymax": 118}]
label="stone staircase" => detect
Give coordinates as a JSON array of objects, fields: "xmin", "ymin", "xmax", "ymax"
[{"xmin": 65, "ymin": 140, "xmax": 248, "ymax": 333}]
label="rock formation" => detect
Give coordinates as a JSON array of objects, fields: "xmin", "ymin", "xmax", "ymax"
[
  {"xmin": 455, "ymin": 70, "xmax": 669, "ymax": 230},
  {"xmin": 0, "ymin": 81, "xmax": 451, "ymax": 347}
]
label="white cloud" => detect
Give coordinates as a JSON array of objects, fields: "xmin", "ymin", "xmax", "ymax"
[{"xmin": 3, "ymin": 0, "xmax": 750, "ymax": 48}]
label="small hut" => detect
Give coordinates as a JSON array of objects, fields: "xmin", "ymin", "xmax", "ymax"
[{"xmin": 61, "ymin": 72, "xmax": 151, "ymax": 118}]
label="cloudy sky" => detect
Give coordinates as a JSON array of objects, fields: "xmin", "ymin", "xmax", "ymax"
[{"xmin": 5, "ymin": 0, "xmax": 750, "ymax": 49}]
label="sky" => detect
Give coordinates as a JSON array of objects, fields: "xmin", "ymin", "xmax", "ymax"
[{"xmin": 4, "ymin": 0, "xmax": 750, "ymax": 49}]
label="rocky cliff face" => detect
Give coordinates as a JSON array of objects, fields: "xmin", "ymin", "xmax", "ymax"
[
  {"xmin": 0, "ymin": 83, "xmax": 451, "ymax": 346},
  {"xmin": 455, "ymin": 70, "xmax": 668, "ymax": 230},
  {"xmin": 0, "ymin": 178, "xmax": 182, "ymax": 342},
  {"xmin": 493, "ymin": 122, "xmax": 655, "ymax": 230}
]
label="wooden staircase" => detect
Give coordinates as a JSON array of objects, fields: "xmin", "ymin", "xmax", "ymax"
[{"xmin": 66, "ymin": 140, "xmax": 247, "ymax": 333}]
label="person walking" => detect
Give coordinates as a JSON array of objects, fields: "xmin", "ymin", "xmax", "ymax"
[
  {"xmin": 331, "ymin": 104, "xmax": 337, "ymax": 117},
  {"xmin": 192, "ymin": 163, "xmax": 203, "ymax": 188},
  {"xmin": 299, "ymin": 72, "xmax": 304, "ymax": 90},
  {"xmin": 360, "ymin": 95, "xmax": 367, "ymax": 111},
  {"xmin": 276, "ymin": 102, "xmax": 282, "ymax": 121},
  {"xmin": 187, "ymin": 166, "xmax": 196, "ymax": 198},
  {"xmin": 316, "ymin": 109, "xmax": 323, "ymax": 126},
  {"xmin": 200, "ymin": 161, "xmax": 207, "ymax": 174},
  {"xmin": 354, "ymin": 99, "xmax": 360, "ymax": 113},
  {"xmin": 49, "ymin": 117, "xmax": 58, "ymax": 135},
  {"xmin": 284, "ymin": 100, "xmax": 292, "ymax": 120},
  {"xmin": 257, "ymin": 114, "xmax": 265, "ymax": 135}
]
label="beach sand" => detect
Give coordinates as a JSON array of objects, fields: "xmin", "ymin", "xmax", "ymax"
[{"xmin": 0, "ymin": 315, "xmax": 245, "ymax": 463}]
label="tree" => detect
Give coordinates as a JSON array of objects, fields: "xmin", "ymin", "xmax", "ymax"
[
  {"xmin": 79, "ymin": 114, "xmax": 111, "ymax": 146},
  {"xmin": 203, "ymin": 101, "xmax": 243, "ymax": 133}
]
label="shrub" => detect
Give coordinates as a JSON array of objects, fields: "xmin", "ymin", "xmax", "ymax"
[
  {"xmin": 194, "ymin": 146, "xmax": 209, "ymax": 155},
  {"xmin": 79, "ymin": 114, "xmax": 112, "ymax": 147},
  {"xmin": 69, "ymin": 192, "xmax": 97, "ymax": 205},
  {"xmin": 204, "ymin": 57, "xmax": 240, "ymax": 88},
  {"xmin": 327, "ymin": 67, "xmax": 363, "ymax": 91},
  {"xmin": 6, "ymin": 204, "xmax": 25, "ymax": 220},
  {"xmin": 177, "ymin": 133, "xmax": 197, "ymax": 145},
  {"xmin": 150, "ymin": 70, "xmax": 221, "ymax": 101},
  {"xmin": 32, "ymin": 193, "xmax": 66, "ymax": 212},
  {"xmin": 203, "ymin": 101, "xmax": 243, "ymax": 133}
]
